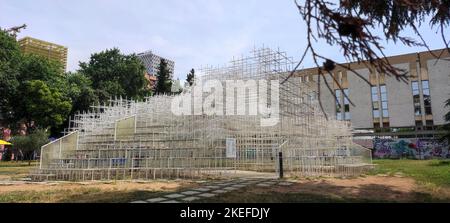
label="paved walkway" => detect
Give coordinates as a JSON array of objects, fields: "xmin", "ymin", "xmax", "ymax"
[{"xmin": 130, "ymin": 178, "xmax": 293, "ymax": 203}]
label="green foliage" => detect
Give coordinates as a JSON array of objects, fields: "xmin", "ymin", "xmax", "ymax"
[
  {"xmin": 1, "ymin": 30, "xmax": 71, "ymax": 134},
  {"xmin": 371, "ymin": 159, "xmax": 450, "ymax": 187},
  {"xmin": 154, "ymin": 59, "xmax": 172, "ymax": 94},
  {"xmin": 0, "ymin": 30, "xmax": 150, "ymax": 136},
  {"xmin": 186, "ymin": 68, "xmax": 195, "ymax": 86},
  {"xmin": 78, "ymin": 48, "xmax": 148, "ymax": 102},
  {"xmin": 10, "ymin": 129, "xmax": 49, "ymax": 161},
  {"xmin": 18, "ymin": 53, "xmax": 64, "ymax": 84},
  {"xmin": 66, "ymin": 72, "xmax": 98, "ymax": 114},
  {"xmin": 0, "ymin": 30, "xmax": 21, "ymax": 121},
  {"xmin": 17, "ymin": 80, "xmax": 72, "ymax": 129}
]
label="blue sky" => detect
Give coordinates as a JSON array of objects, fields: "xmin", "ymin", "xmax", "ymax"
[{"xmin": 1, "ymin": 0, "xmax": 448, "ymax": 81}]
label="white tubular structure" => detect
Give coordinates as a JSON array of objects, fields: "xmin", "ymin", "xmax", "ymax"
[{"xmin": 31, "ymin": 48, "xmax": 372, "ymax": 181}]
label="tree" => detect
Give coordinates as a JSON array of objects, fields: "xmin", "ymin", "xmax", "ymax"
[
  {"xmin": 66, "ymin": 72, "xmax": 98, "ymax": 114},
  {"xmin": 11, "ymin": 129, "xmax": 49, "ymax": 165},
  {"xmin": 18, "ymin": 53, "xmax": 64, "ymax": 84},
  {"xmin": 16, "ymin": 80, "xmax": 72, "ymax": 130},
  {"xmin": 78, "ymin": 48, "xmax": 148, "ymax": 102},
  {"xmin": 1, "ymin": 30, "xmax": 71, "ymax": 134},
  {"xmin": 0, "ymin": 29, "xmax": 21, "ymax": 122},
  {"xmin": 286, "ymin": 0, "xmax": 450, "ymax": 117},
  {"xmin": 155, "ymin": 59, "xmax": 172, "ymax": 94},
  {"xmin": 8, "ymin": 53, "xmax": 70, "ymax": 135},
  {"xmin": 186, "ymin": 68, "xmax": 195, "ymax": 86}
]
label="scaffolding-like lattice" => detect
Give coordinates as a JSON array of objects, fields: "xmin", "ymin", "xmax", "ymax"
[{"xmin": 31, "ymin": 48, "xmax": 372, "ymax": 181}]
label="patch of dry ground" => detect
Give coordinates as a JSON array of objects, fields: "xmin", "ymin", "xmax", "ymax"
[
  {"xmin": 279, "ymin": 176, "xmax": 419, "ymax": 202},
  {"xmin": 0, "ymin": 181, "xmax": 184, "ymax": 194},
  {"xmin": 199, "ymin": 175, "xmax": 450, "ymax": 203},
  {"xmin": 0, "ymin": 180, "xmax": 197, "ymax": 203}
]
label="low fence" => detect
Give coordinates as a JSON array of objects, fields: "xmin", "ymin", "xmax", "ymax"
[{"xmin": 40, "ymin": 131, "xmax": 78, "ymax": 168}]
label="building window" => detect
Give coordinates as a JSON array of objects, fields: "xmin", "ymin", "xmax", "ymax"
[
  {"xmin": 415, "ymin": 120, "xmax": 423, "ymax": 130},
  {"xmin": 411, "ymin": 81, "xmax": 421, "ymax": 116},
  {"xmin": 422, "ymin": 80, "xmax": 432, "ymax": 115},
  {"xmin": 374, "ymin": 122, "xmax": 381, "ymax": 129},
  {"xmin": 343, "ymin": 89, "xmax": 351, "ymax": 120},
  {"xmin": 380, "ymin": 85, "xmax": 389, "ymax": 117},
  {"xmin": 371, "ymin": 86, "xmax": 380, "ymax": 118},
  {"xmin": 335, "ymin": 90, "xmax": 343, "ymax": 120},
  {"xmin": 425, "ymin": 120, "xmax": 434, "ymax": 131}
]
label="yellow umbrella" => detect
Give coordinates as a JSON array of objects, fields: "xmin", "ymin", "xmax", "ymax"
[{"xmin": 0, "ymin": 140, "xmax": 12, "ymax": 145}]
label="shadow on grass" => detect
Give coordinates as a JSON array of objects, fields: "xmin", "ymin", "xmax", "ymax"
[
  {"xmin": 0, "ymin": 189, "xmax": 176, "ymax": 203},
  {"xmin": 196, "ymin": 181, "xmax": 449, "ymax": 203},
  {"xmin": 58, "ymin": 190, "xmax": 174, "ymax": 203},
  {"xmin": 428, "ymin": 160, "xmax": 450, "ymax": 167}
]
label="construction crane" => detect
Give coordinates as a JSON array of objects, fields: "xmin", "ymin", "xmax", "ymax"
[{"xmin": 5, "ymin": 24, "xmax": 26, "ymax": 38}]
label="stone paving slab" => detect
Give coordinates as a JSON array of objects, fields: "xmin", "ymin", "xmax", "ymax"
[
  {"xmin": 146, "ymin": 197, "xmax": 168, "ymax": 203},
  {"xmin": 278, "ymin": 182, "xmax": 294, "ymax": 186},
  {"xmin": 161, "ymin": 200, "xmax": 181, "ymax": 203},
  {"xmin": 132, "ymin": 177, "xmax": 278, "ymax": 203},
  {"xmin": 181, "ymin": 190, "xmax": 201, "ymax": 195},
  {"xmin": 223, "ymin": 186, "xmax": 239, "ymax": 191},
  {"xmin": 240, "ymin": 182, "xmax": 254, "ymax": 185},
  {"xmin": 165, "ymin": 193, "xmax": 186, "ymax": 199},
  {"xmin": 182, "ymin": 196, "xmax": 201, "ymax": 202},
  {"xmin": 215, "ymin": 183, "xmax": 232, "ymax": 186},
  {"xmin": 194, "ymin": 187, "xmax": 211, "ymax": 192},
  {"xmin": 198, "ymin": 193, "xmax": 216, "ymax": 198},
  {"xmin": 248, "ymin": 180, "xmax": 264, "ymax": 183},
  {"xmin": 264, "ymin": 181, "xmax": 277, "ymax": 185}
]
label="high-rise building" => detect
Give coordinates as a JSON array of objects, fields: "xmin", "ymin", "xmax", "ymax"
[
  {"xmin": 18, "ymin": 36, "xmax": 68, "ymax": 71},
  {"xmin": 137, "ymin": 50, "xmax": 175, "ymax": 78}
]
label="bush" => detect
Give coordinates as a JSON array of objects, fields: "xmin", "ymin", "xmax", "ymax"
[{"xmin": 10, "ymin": 129, "xmax": 49, "ymax": 163}]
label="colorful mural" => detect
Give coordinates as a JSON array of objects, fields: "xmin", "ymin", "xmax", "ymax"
[{"xmin": 373, "ymin": 138, "xmax": 450, "ymax": 159}]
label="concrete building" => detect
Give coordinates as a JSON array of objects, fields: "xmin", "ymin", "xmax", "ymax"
[
  {"xmin": 294, "ymin": 48, "xmax": 450, "ymax": 138},
  {"xmin": 136, "ymin": 50, "xmax": 175, "ymax": 78},
  {"xmin": 18, "ymin": 36, "xmax": 68, "ymax": 71}
]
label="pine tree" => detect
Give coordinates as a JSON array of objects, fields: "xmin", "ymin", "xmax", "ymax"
[
  {"xmin": 155, "ymin": 59, "xmax": 172, "ymax": 94},
  {"xmin": 186, "ymin": 68, "xmax": 195, "ymax": 86}
]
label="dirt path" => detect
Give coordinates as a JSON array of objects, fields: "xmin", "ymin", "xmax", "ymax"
[{"xmin": 288, "ymin": 176, "xmax": 417, "ymax": 202}]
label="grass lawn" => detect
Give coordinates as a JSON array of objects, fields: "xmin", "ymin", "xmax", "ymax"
[
  {"xmin": 0, "ymin": 186, "xmax": 181, "ymax": 203},
  {"xmin": 0, "ymin": 161, "xmax": 38, "ymax": 181},
  {"xmin": 370, "ymin": 159, "xmax": 450, "ymax": 187},
  {"xmin": 0, "ymin": 161, "xmax": 195, "ymax": 203},
  {"xmin": 0, "ymin": 159, "xmax": 449, "ymax": 202}
]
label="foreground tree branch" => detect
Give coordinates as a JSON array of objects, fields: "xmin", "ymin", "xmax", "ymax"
[{"xmin": 289, "ymin": 0, "xmax": 450, "ymax": 118}]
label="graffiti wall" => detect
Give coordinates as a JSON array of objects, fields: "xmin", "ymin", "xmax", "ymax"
[{"xmin": 373, "ymin": 138, "xmax": 450, "ymax": 159}]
